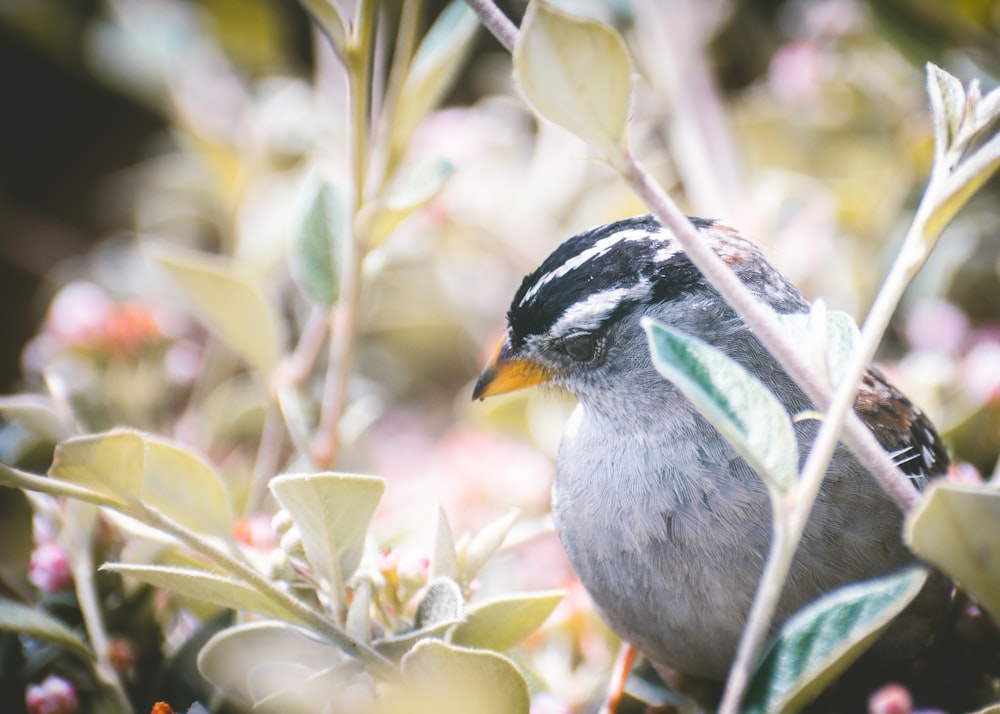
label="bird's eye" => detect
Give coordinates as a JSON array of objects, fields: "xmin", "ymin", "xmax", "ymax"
[{"xmin": 559, "ymin": 332, "xmax": 598, "ymax": 362}]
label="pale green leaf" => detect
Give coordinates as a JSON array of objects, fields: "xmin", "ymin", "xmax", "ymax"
[
  {"xmin": 905, "ymin": 481, "xmax": 1000, "ymax": 622},
  {"xmin": 514, "ymin": 1, "xmax": 632, "ymax": 159},
  {"xmin": 375, "ymin": 619, "xmax": 460, "ymax": 661},
  {"xmin": 48, "ymin": 430, "xmax": 145, "ymax": 505},
  {"xmin": 148, "ymin": 243, "xmax": 283, "ymax": 376},
  {"xmin": 924, "ymin": 131, "xmax": 1000, "ymax": 241},
  {"xmin": 414, "ymin": 577, "xmax": 463, "ymax": 630},
  {"xmin": 389, "ymin": 2, "xmax": 479, "ymax": 168},
  {"xmin": 643, "ymin": 318, "xmax": 798, "ymax": 492},
  {"xmin": 104, "ymin": 563, "xmax": 309, "ymax": 625},
  {"xmin": 744, "ymin": 567, "xmax": 928, "ymax": 713},
  {"xmin": 269, "ymin": 472, "xmax": 385, "ymax": 606},
  {"xmin": 299, "ymin": 0, "xmax": 346, "ymax": 59},
  {"xmin": 0, "ymin": 599, "xmax": 92, "ymax": 662},
  {"xmin": 430, "ymin": 507, "xmax": 460, "ymax": 581},
  {"xmin": 290, "ymin": 182, "xmax": 346, "ymax": 307},
  {"xmin": 142, "ymin": 437, "xmax": 234, "ymax": 539},
  {"xmin": 0, "ymin": 488, "xmax": 33, "ymax": 598},
  {"xmin": 927, "ymin": 63, "xmax": 966, "ymax": 165},
  {"xmin": 390, "ymin": 640, "xmax": 530, "ymax": 714},
  {"xmin": 777, "ymin": 307, "xmax": 859, "ymax": 389},
  {"xmin": 450, "ymin": 591, "xmax": 563, "ymax": 651},
  {"xmin": 365, "ymin": 158, "xmax": 454, "ymax": 247},
  {"xmin": 346, "ymin": 578, "xmax": 373, "ymax": 644},
  {"xmin": 0, "ymin": 394, "xmax": 74, "ymax": 443},
  {"xmin": 459, "ymin": 509, "xmax": 519, "ymax": 585},
  {"xmin": 199, "ymin": 620, "xmax": 351, "ymax": 708},
  {"xmin": 0, "ymin": 462, "xmax": 124, "ymax": 509}
]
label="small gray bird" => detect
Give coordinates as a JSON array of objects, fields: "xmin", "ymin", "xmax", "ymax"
[{"xmin": 473, "ymin": 215, "xmax": 947, "ymax": 681}]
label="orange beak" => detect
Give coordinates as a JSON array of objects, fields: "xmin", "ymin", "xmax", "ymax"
[{"xmin": 472, "ymin": 334, "xmax": 553, "ymax": 400}]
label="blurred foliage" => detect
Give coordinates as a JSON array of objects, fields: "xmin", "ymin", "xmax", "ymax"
[{"xmin": 0, "ymin": 0, "xmax": 998, "ymax": 713}]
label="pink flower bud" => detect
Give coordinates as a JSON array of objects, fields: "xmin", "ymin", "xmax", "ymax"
[
  {"xmin": 28, "ymin": 542, "xmax": 73, "ymax": 593},
  {"xmin": 25, "ymin": 675, "xmax": 79, "ymax": 714}
]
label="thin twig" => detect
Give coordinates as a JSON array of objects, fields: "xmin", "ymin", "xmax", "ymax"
[{"xmin": 463, "ymin": 0, "xmax": 517, "ymax": 52}]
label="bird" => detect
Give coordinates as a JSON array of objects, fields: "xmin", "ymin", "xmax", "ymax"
[{"xmin": 472, "ymin": 214, "xmax": 949, "ymax": 683}]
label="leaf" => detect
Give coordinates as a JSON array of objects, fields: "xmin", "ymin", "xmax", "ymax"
[
  {"xmin": 514, "ymin": 1, "xmax": 632, "ymax": 160},
  {"xmin": 148, "ymin": 242, "xmax": 283, "ymax": 376},
  {"xmin": 142, "ymin": 437, "xmax": 234, "ymax": 539},
  {"xmin": 388, "ymin": 640, "xmax": 530, "ymax": 714},
  {"xmin": 102, "ymin": 563, "xmax": 309, "ymax": 625},
  {"xmin": 414, "ymin": 577, "xmax": 463, "ymax": 630},
  {"xmin": 643, "ymin": 318, "xmax": 799, "ymax": 493},
  {"xmin": 923, "ymin": 130, "xmax": 1000, "ymax": 241},
  {"xmin": 744, "ymin": 567, "xmax": 928, "ymax": 713},
  {"xmin": 0, "ymin": 488, "xmax": 33, "ymax": 598},
  {"xmin": 0, "ymin": 394, "xmax": 74, "ymax": 443},
  {"xmin": 0, "ymin": 462, "xmax": 124, "ymax": 509},
  {"xmin": 926, "ymin": 63, "xmax": 967, "ymax": 165},
  {"xmin": 364, "ymin": 158, "xmax": 454, "ymax": 247},
  {"xmin": 459, "ymin": 509, "xmax": 519, "ymax": 585},
  {"xmin": 0, "ymin": 599, "xmax": 91, "ymax": 662},
  {"xmin": 777, "ymin": 306, "xmax": 860, "ymax": 389},
  {"xmin": 269, "ymin": 473, "xmax": 385, "ymax": 608},
  {"xmin": 905, "ymin": 481, "xmax": 1000, "ymax": 622},
  {"xmin": 290, "ymin": 182, "xmax": 347, "ymax": 307},
  {"xmin": 48, "ymin": 430, "xmax": 144, "ymax": 505},
  {"xmin": 374, "ymin": 619, "xmax": 459, "ymax": 662},
  {"xmin": 430, "ymin": 507, "xmax": 460, "ymax": 581},
  {"xmin": 450, "ymin": 591, "xmax": 563, "ymax": 652},
  {"xmin": 346, "ymin": 578, "xmax": 373, "ymax": 644},
  {"xmin": 198, "ymin": 620, "xmax": 351, "ymax": 708},
  {"xmin": 298, "ymin": 0, "xmax": 347, "ymax": 59},
  {"xmin": 388, "ymin": 2, "xmax": 479, "ymax": 168}
]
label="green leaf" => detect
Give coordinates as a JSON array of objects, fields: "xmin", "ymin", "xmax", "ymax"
[
  {"xmin": 388, "ymin": 2, "xmax": 479, "ymax": 170},
  {"xmin": 0, "ymin": 394, "xmax": 74, "ymax": 443},
  {"xmin": 0, "ymin": 488, "xmax": 34, "ymax": 598},
  {"xmin": 450, "ymin": 591, "xmax": 563, "ymax": 652},
  {"xmin": 643, "ymin": 318, "xmax": 798, "ymax": 493},
  {"xmin": 346, "ymin": 577, "xmax": 373, "ymax": 644},
  {"xmin": 364, "ymin": 158, "xmax": 454, "ymax": 247},
  {"xmin": 142, "ymin": 437, "xmax": 235, "ymax": 539},
  {"xmin": 298, "ymin": 0, "xmax": 347, "ymax": 59},
  {"xmin": 269, "ymin": 472, "xmax": 386, "ymax": 609},
  {"xmin": 198, "ymin": 620, "xmax": 352, "ymax": 708},
  {"xmin": 744, "ymin": 567, "xmax": 928, "ymax": 713},
  {"xmin": 905, "ymin": 481, "xmax": 1000, "ymax": 622},
  {"xmin": 49, "ymin": 430, "xmax": 145, "ymax": 505},
  {"xmin": 923, "ymin": 130, "xmax": 1000, "ymax": 241},
  {"xmin": 0, "ymin": 462, "xmax": 124, "ymax": 509},
  {"xmin": 148, "ymin": 243, "xmax": 283, "ymax": 376},
  {"xmin": 926, "ymin": 63, "xmax": 967, "ymax": 164},
  {"xmin": 414, "ymin": 577, "xmax": 463, "ymax": 630},
  {"xmin": 390, "ymin": 640, "xmax": 530, "ymax": 714},
  {"xmin": 777, "ymin": 306, "xmax": 860, "ymax": 389},
  {"xmin": 458, "ymin": 509, "xmax": 519, "ymax": 585},
  {"xmin": 430, "ymin": 507, "xmax": 460, "ymax": 581},
  {"xmin": 514, "ymin": 1, "xmax": 632, "ymax": 160},
  {"xmin": 0, "ymin": 599, "xmax": 92, "ymax": 662},
  {"xmin": 375, "ymin": 619, "xmax": 459, "ymax": 662},
  {"xmin": 103, "ymin": 563, "xmax": 309, "ymax": 625},
  {"xmin": 290, "ymin": 182, "xmax": 347, "ymax": 307}
]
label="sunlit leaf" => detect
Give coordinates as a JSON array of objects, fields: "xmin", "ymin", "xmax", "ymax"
[
  {"xmin": 643, "ymin": 318, "xmax": 798, "ymax": 493},
  {"xmin": 744, "ymin": 567, "xmax": 928, "ymax": 713},
  {"xmin": 923, "ymin": 131, "xmax": 1000, "ymax": 241},
  {"xmin": 346, "ymin": 577, "xmax": 373, "ymax": 644},
  {"xmin": 905, "ymin": 481, "xmax": 1000, "ymax": 622},
  {"xmin": 450, "ymin": 591, "xmax": 563, "ymax": 652},
  {"xmin": 103, "ymin": 563, "xmax": 309, "ymax": 625},
  {"xmin": 430, "ymin": 507, "xmax": 460, "ymax": 581},
  {"xmin": 514, "ymin": 1, "xmax": 632, "ymax": 160},
  {"xmin": 388, "ymin": 640, "xmax": 530, "ymax": 714},
  {"xmin": 777, "ymin": 306, "xmax": 860, "ymax": 388},
  {"xmin": 0, "ymin": 394, "xmax": 74, "ymax": 443},
  {"xmin": 0, "ymin": 600, "xmax": 92, "ymax": 662},
  {"xmin": 269, "ymin": 472, "xmax": 385, "ymax": 609},
  {"xmin": 298, "ymin": 0, "xmax": 347, "ymax": 59},
  {"xmin": 388, "ymin": 2, "xmax": 479, "ymax": 170},
  {"xmin": 414, "ymin": 577, "xmax": 463, "ymax": 630},
  {"xmin": 290, "ymin": 182, "xmax": 347, "ymax": 307},
  {"xmin": 148, "ymin": 243, "xmax": 283, "ymax": 376},
  {"xmin": 926, "ymin": 63, "xmax": 967, "ymax": 165},
  {"xmin": 375, "ymin": 619, "xmax": 459, "ymax": 661},
  {"xmin": 49, "ymin": 430, "xmax": 144, "ymax": 505},
  {"xmin": 459, "ymin": 509, "xmax": 519, "ymax": 585},
  {"xmin": 142, "ymin": 437, "xmax": 235, "ymax": 539},
  {"xmin": 364, "ymin": 158, "xmax": 454, "ymax": 247}
]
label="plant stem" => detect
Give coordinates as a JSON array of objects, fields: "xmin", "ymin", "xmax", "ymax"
[
  {"xmin": 132, "ymin": 501, "xmax": 397, "ymax": 678},
  {"xmin": 463, "ymin": 0, "xmax": 517, "ymax": 52},
  {"xmin": 313, "ymin": 0, "xmax": 377, "ymax": 469}
]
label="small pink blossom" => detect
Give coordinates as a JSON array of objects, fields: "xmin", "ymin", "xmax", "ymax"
[
  {"xmin": 25, "ymin": 675, "xmax": 79, "ymax": 714},
  {"xmin": 769, "ymin": 42, "xmax": 825, "ymax": 103},
  {"xmin": 868, "ymin": 683, "xmax": 912, "ymax": 714},
  {"xmin": 904, "ymin": 300, "xmax": 969, "ymax": 354},
  {"xmin": 28, "ymin": 542, "xmax": 73, "ymax": 593}
]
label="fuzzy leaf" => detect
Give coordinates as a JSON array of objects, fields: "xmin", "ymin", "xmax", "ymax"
[
  {"xmin": 149, "ymin": 243, "xmax": 283, "ymax": 376},
  {"xmin": 459, "ymin": 509, "xmax": 519, "ymax": 585},
  {"xmin": 346, "ymin": 577, "xmax": 373, "ymax": 645},
  {"xmin": 450, "ymin": 591, "xmax": 563, "ymax": 652},
  {"xmin": 0, "ymin": 394, "xmax": 74, "ymax": 443},
  {"xmin": 905, "ymin": 481, "xmax": 1000, "ymax": 622},
  {"xmin": 744, "ymin": 567, "xmax": 928, "ymax": 713},
  {"xmin": 430, "ymin": 507, "xmax": 460, "ymax": 581},
  {"xmin": 269, "ymin": 472, "xmax": 385, "ymax": 607},
  {"xmin": 365, "ymin": 158, "xmax": 454, "ymax": 247},
  {"xmin": 290, "ymin": 182, "xmax": 347, "ymax": 307},
  {"xmin": 48, "ymin": 430, "xmax": 144, "ymax": 505},
  {"xmin": 927, "ymin": 63, "xmax": 967, "ymax": 164},
  {"xmin": 643, "ymin": 318, "xmax": 798, "ymax": 493},
  {"xmin": 375, "ymin": 619, "xmax": 460, "ymax": 661},
  {"xmin": 103, "ymin": 563, "xmax": 309, "ymax": 625},
  {"xmin": 389, "ymin": 640, "xmax": 530, "ymax": 714},
  {"xmin": 777, "ymin": 307, "xmax": 860, "ymax": 389},
  {"xmin": 0, "ymin": 600, "xmax": 91, "ymax": 662},
  {"xmin": 142, "ymin": 437, "xmax": 234, "ymax": 539},
  {"xmin": 389, "ymin": 2, "xmax": 479, "ymax": 167},
  {"xmin": 514, "ymin": 1, "xmax": 632, "ymax": 159},
  {"xmin": 414, "ymin": 577, "xmax": 463, "ymax": 630},
  {"xmin": 923, "ymin": 130, "xmax": 1000, "ymax": 241}
]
